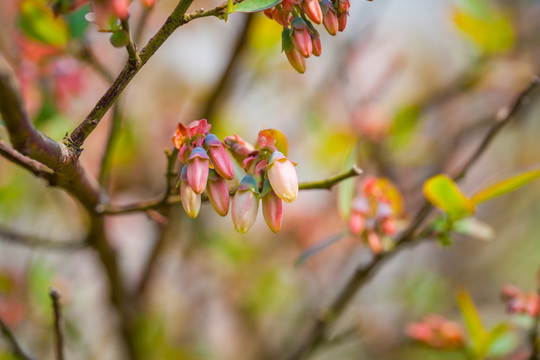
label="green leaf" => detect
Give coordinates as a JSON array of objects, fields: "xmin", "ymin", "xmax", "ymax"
[
  {"xmin": 233, "ymin": 0, "xmax": 282, "ymax": 13},
  {"xmin": 453, "ymin": 217, "xmax": 494, "ymax": 241},
  {"xmin": 423, "ymin": 175, "xmax": 475, "ymax": 219},
  {"xmin": 18, "ymin": 0, "xmax": 69, "ymax": 46},
  {"xmin": 457, "ymin": 289, "xmax": 488, "ymax": 358},
  {"xmin": 295, "ymin": 232, "xmax": 345, "ymax": 267},
  {"xmin": 486, "ymin": 324, "xmax": 517, "ymax": 358},
  {"xmin": 471, "ymin": 167, "xmax": 540, "ymax": 204},
  {"xmin": 110, "ymin": 30, "xmax": 129, "ymax": 48}
]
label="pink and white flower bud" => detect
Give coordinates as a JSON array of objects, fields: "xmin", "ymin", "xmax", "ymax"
[
  {"xmin": 367, "ymin": 231, "xmax": 383, "ymax": 254},
  {"xmin": 311, "ymin": 33, "xmax": 322, "ymax": 56},
  {"xmin": 291, "ymin": 18, "xmax": 312, "ymax": 57},
  {"xmin": 321, "ymin": 1, "xmax": 338, "ymax": 36},
  {"xmin": 180, "ymin": 166, "xmax": 201, "ymax": 218},
  {"xmin": 113, "ymin": 0, "xmax": 130, "ymax": 19},
  {"xmin": 349, "ymin": 212, "xmax": 365, "ymax": 235},
  {"xmin": 262, "ymin": 190, "xmax": 283, "ymax": 233},
  {"xmin": 207, "ymin": 170, "xmax": 230, "ymax": 217},
  {"xmin": 187, "ymin": 147, "xmax": 210, "ymax": 194},
  {"xmin": 336, "ymin": 0, "xmax": 350, "ymax": 13},
  {"xmin": 231, "ymin": 176, "xmax": 260, "ymax": 234},
  {"xmin": 285, "ymin": 48, "xmax": 306, "ymax": 74},
  {"xmin": 267, "ymin": 151, "xmax": 298, "ymax": 202},
  {"xmin": 302, "ymin": 0, "xmax": 323, "ymax": 24},
  {"xmin": 205, "ymin": 134, "xmax": 234, "ymax": 180},
  {"xmin": 338, "ymin": 11, "xmax": 348, "ymax": 32}
]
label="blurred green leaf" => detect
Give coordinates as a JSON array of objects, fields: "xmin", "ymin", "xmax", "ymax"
[
  {"xmin": 453, "ymin": 0, "xmax": 514, "ymax": 54},
  {"xmin": 423, "ymin": 175, "xmax": 475, "ymax": 219},
  {"xmin": 457, "ymin": 289, "xmax": 488, "ymax": 358},
  {"xmin": 295, "ymin": 232, "xmax": 345, "ymax": 267},
  {"xmin": 485, "ymin": 323, "xmax": 516, "ymax": 358},
  {"xmin": 65, "ymin": 4, "xmax": 90, "ymax": 39},
  {"xmin": 389, "ymin": 105, "xmax": 420, "ymax": 149},
  {"xmin": 471, "ymin": 167, "xmax": 540, "ymax": 204},
  {"xmin": 233, "ymin": 0, "xmax": 282, "ymax": 13},
  {"xmin": 18, "ymin": 0, "xmax": 69, "ymax": 46},
  {"xmin": 453, "ymin": 217, "xmax": 494, "ymax": 241},
  {"xmin": 28, "ymin": 260, "xmax": 54, "ymax": 317}
]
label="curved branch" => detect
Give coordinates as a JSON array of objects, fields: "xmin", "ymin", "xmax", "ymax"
[{"xmin": 0, "ymin": 141, "xmax": 56, "ymax": 183}]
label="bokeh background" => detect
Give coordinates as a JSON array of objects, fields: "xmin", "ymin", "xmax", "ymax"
[{"xmin": 1, "ymin": 0, "xmax": 540, "ymax": 359}]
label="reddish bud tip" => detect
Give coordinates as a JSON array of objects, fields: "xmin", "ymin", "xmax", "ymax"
[
  {"xmin": 302, "ymin": 0, "xmax": 323, "ymax": 24},
  {"xmin": 187, "ymin": 147, "xmax": 210, "ymax": 194},
  {"xmin": 207, "ymin": 172, "xmax": 230, "ymax": 216},
  {"xmin": 262, "ymin": 191, "xmax": 283, "ymax": 233}
]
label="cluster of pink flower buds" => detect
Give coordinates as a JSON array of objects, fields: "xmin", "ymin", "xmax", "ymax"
[
  {"xmin": 348, "ymin": 176, "xmax": 401, "ymax": 254},
  {"xmin": 406, "ymin": 315, "xmax": 466, "ymax": 350},
  {"xmin": 501, "ymin": 284, "xmax": 539, "ymax": 317},
  {"xmin": 262, "ymin": 0, "xmax": 351, "ymax": 73},
  {"xmin": 173, "ymin": 120, "xmax": 235, "ymax": 219},
  {"xmin": 224, "ymin": 130, "xmax": 298, "ymax": 233}
]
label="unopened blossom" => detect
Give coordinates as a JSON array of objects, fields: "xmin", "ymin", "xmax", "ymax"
[
  {"xmin": 321, "ymin": 0, "xmax": 339, "ymax": 36},
  {"xmin": 367, "ymin": 231, "xmax": 382, "ymax": 254},
  {"xmin": 206, "ymin": 170, "xmax": 230, "ymax": 217},
  {"xmin": 180, "ymin": 166, "xmax": 201, "ymax": 218},
  {"xmin": 231, "ymin": 175, "xmax": 260, "ymax": 234},
  {"xmin": 302, "ymin": 0, "xmax": 323, "ymax": 24},
  {"xmin": 205, "ymin": 134, "xmax": 234, "ymax": 180},
  {"xmin": 501, "ymin": 284, "xmax": 539, "ymax": 316},
  {"xmin": 291, "ymin": 18, "xmax": 313, "ymax": 58},
  {"xmin": 338, "ymin": 12, "xmax": 348, "ymax": 32},
  {"xmin": 406, "ymin": 315, "xmax": 465, "ymax": 349},
  {"xmin": 311, "ymin": 32, "xmax": 322, "ymax": 57},
  {"xmin": 285, "ymin": 47, "xmax": 306, "ymax": 74},
  {"xmin": 112, "ymin": 0, "xmax": 130, "ymax": 19},
  {"xmin": 262, "ymin": 189, "xmax": 283, "ymax": 233},
  {"xmin": 267, "ymin": 151, "xmax": 298, "ymax": 202},
  {"xmin": 186, "ymin": 147, "xmax": 210, "ymax": 194},
  {"xmin": 141, "ymin": 0, "xmax": 156, "ymax": 8},
  {"xmin": 349, "ymin": 212, "xmax": 365, "ymax": 235}
]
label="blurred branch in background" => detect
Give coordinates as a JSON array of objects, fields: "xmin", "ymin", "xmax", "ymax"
[
  {"xmin": 49, "ymin": 289, "xmax": 65, "ymax": 360},
  {"xmin": 0, "ymin": 228, "xmax": 86, "ymax": 250},
  {"xmin": 0, "ymin": 317, "xmax": 36, "ymax": 360},
  {"xmin": 200, "ymin": 13, "xmax": 254, "ymax": 123},
  {"xmin": 283, "ymin": 76, "xmax": 540, "ymax": 360}
]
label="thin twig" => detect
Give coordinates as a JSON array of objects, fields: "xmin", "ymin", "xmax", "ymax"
[
  {"xmin": 49, "ymin": 289, "xmax": 65, "ymax": 360},
  {"xmin": 100, "ymin": 166, "xmax": 363, "ymax": 215},
  {"xmin": 98, "ymin": 103, "xmax": 124, "ymax": 188},
  {"xmin": 0, "ymin": 228, "xmax": 86, "ymax": 250},
  {"xmin": 0, "ymin": 318, "xmax": 35, "ymax": 360},
  {"xmin": 282, "ymin": 76, "xmax": 540, "ymax": 360},
  {"xmin": 0, "ymin": 140, "xmax": 56, "ymax": 184}
]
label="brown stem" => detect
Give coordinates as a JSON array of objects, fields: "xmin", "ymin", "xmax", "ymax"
[
  {"xmin": 0, "ymin": 140, "xmax": 56, "ymax": 184},
  {"xmin": 49, "ymin": 289, "xmax": 65, "ymax": 360}
]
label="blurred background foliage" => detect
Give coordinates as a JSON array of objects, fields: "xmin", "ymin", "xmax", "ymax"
[{"xmin": 1, "ymin": 0, "xmax": 540, "ymax": 359}]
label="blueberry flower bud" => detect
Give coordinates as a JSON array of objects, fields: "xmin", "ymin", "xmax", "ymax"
[
  {"xmin": 187, "ymin": 147, "xmax": 210, "ymax": 194},
  {"xmin": 285, "ymin": 48, "xmax": 306, "ymax": 74},
  {"xmin": 349, "ymin": 212, "xmax": 365, "ymax": 235},
  {"xmin": 231, "ymin": 175, "xmax": 260, "ymax": 234},
  {"xmin": 262, "ymin": 186, "xmax": 283, "ymax": 233},
  {"xmin": 205, "ymin": 134, "xmax": 234, "ymax": 180},
  {"xmin": 338, "ymin": 11, "xmax": 348, "ymax": 32},
  {"xmin": 180, "ymin": 166, "xmax": 201, "ymax": 218},
  {"xmin": 267, "ymin": 151, "xmax": 298, "ymax": 202},
  {"xmin": 311, "ymin": 32, "xmax": 322, "ymax": 57},
  {"xmin": 206, "ymin": 170, "xmax": 230, "ymax": 217},
  {"xmin": 291, "ymin": 18, "xmax": 312, "ymax": 58},
  {"xmin": 321, "ymin": 0, "xmax": 338, "ymax": 36},
  {"xmin": 302, "ymin": 0, "xmax": 323, "ymax": 24}
]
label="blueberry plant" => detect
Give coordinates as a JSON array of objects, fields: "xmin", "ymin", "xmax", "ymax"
[{"xmin": 0, "ymin": 1, "xmax": 540, "ymax": 360}]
